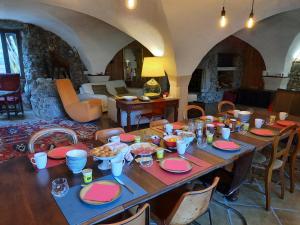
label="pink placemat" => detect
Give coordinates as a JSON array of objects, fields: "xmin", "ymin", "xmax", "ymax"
[
  {"xmin": 28, "ymin": 143, "xmax": 88, "ymax": 170},
  {"xmin": 141, "ymin": 153, "xmax": 212, "ymax": 185}
]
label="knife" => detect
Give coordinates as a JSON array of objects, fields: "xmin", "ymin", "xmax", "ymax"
[
  {"xmin": 114, "ymin": 177, "xmax": 134, "ymax": 194},
  {"xmin": 178, "ymin": 155, "xmax": 197, "ymax": 166}
]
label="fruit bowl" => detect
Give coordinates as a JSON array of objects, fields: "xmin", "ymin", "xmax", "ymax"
[{"xmin": 163, "ymin": 135, "xmax": 181, "ymax": 149}]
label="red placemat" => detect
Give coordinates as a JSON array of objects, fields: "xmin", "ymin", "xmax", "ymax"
[
  {"xmin": 141, "ymin": 153, "xmax": 212, "ymax": 185},
  {"xmin": 27, "ymin": 143, "xmax": 88, "ymax": 170}
]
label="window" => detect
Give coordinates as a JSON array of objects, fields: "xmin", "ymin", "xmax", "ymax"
[{"xmin": 0, "ymin": 30, "xmax": 23, "ymax": 76}]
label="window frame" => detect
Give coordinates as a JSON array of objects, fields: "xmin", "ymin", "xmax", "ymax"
[{"xmin": 0, "ymin": 29, "xmax": 24, "ymax": 77}]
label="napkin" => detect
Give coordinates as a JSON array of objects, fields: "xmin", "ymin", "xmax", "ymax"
[{"xmin": 83, "ymin": 183, "xmax": 120, "ymax": 202}]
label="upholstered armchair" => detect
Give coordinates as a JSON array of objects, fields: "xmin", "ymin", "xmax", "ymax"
[{"xmin": 55, "ymin": 79, "xmax": 102, "ymax": 122}]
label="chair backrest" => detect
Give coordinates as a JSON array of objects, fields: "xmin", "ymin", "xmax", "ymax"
[
  {"xmin": 0, "ymin": 74, "xmax": 20, "ymax": 91},
  {"xmin": 183, "ymin": 105, "xmax": 205, "ymax": 120},
  {"xmin": 55, "ymin": 79, "xmax": 79, "ymax": 107},
  {"xmin": 291, "ymin": 128, "xmax": 300, "ymax": 159},
  {"xmin": 166, "ymin": 177, "xmax": 219, "ymax": 225},
  {"xmin": 268, "ymin": 125, "xmax": 297, "ymax": 169},
  {"xmin": 103, "ymin": 204, "xmax": 150, "ymax": 225},
  {"xmin": 95, "ymin": 128, "xmax": 125, "ymax": 143},
  {"xmin": 150, "ymin": 119, "xmax": 169, "ymax": 128},
  {"xmin": 218, "ymin": 100, "xmax": 235, "ymax": 113},
  {"xmin": 28, "ymin": 127, "xmax": 78, "ymax": 153}
]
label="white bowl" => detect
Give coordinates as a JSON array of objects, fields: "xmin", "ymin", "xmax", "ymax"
[{"xmin": 122, "ymin": 96, "xmax": 137, "ymax": 101}]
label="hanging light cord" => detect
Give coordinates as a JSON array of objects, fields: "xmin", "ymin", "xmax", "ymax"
[{"xmin": 250, "ymin": 0, "xmax": 255, "ymax": 14}]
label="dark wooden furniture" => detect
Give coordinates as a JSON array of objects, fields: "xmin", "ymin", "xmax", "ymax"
[
  {"xmin": 236, "ymin": 88, "xmax": 274, "ymax": 108},
  {"xmin": 0, "ymin": 74, "xmax": 24, "ymax": 119},
  {"xmin": 272, "ymin": 89, "xmax": 300, "ymax": 116},
  {"xmin": 116, "ymin": 98, "xmax": 179, "ymax": 131}
]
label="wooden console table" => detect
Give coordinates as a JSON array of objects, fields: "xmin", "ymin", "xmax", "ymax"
[{"xmin": 116, "ymin": 98, "xmax": 179, "ymax": 131}]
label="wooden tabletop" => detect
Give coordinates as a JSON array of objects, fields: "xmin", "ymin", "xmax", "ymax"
[{"xmin": 1, "ymin": 109, "xmax": 298, "ymax": 225}]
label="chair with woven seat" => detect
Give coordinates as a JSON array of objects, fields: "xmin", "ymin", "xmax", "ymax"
[
  {"xmin": 28, "ymin": 127, "xmax": 79, "ymax": 153},
  {"xmin": 183, "ymin": 104, "xmax": 205, "ymax": 120},
  {"xmin": 150, "ymin": 119, "xmax": 169, "ymax": 128},
  {"xmin": 102, "ymin": 204, "xmax": 150, "ymax": 225},
  {"xmin": 289, "ymin": 128, "xmax": 300, "ymax": 193},
  {"xmin": 150, "ymin": 177, "xmax": 219, "ymax": 225},
  {"xmin": 55, "ymin": 79, "xmax": 102, "ymax": 122},
  {"xmin": 217, "ymin": 100, "xmax": 235, "ymax": 113},
  {"xmin": 251, "ymin": 125, "xmax": 297, "ymax": 210},
  {"xmin": 95, "ymin": 128, "xmax": 125, "ymax": 144}
]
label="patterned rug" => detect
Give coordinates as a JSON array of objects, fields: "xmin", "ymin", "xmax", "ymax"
[{"xmin": 0, "ymin": 118, "xmax": 99, "ymax": 163}]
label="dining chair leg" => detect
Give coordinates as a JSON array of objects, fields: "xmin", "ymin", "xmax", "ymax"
[
  {"xmin": 208, "ymin": 208, "xmax": 213, "ymax": 225},
  {"xmin": 279, "ymin": 166, "xmax": 285, "ymax": 199},
  {"xmin": 290, "ymin": 154, "xmax": 297, "ymax": 193},
  {"xmin": 265, "ymin": 170, "xmax": 272, "ymax": 210}
]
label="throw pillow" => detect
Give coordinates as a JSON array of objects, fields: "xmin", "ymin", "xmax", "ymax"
[
  {"xmin": 92, "ymin": 85, "xmax": 111, "ymax": 96},
  {"xmin": 115, "ymin": 86, "xmax": 129, "ymax": 95}
]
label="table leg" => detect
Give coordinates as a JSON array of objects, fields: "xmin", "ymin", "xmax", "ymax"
[
  {"xmin": 5, "ymin": 96, "xmax": 10, "ymax": 119},
  {"xmin": 127, "ymin": 110, "xmax": 132, "ymax": 132},
  {"xmin": 174, "ymin": 105, "xmax": 178, "ymax": 122}
]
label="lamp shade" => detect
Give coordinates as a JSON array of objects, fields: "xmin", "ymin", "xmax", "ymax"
[{"xmin": 141, "ymin": 57, "xmax": 165, "ymax": 78}]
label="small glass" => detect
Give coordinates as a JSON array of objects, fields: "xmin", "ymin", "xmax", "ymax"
[
  {"xmin": 206, "ymin": 133, "xmax": 214, "ymax": 144},
  {"xmin": 82, "ymin": 168, "xmax": 93, "ymax": 184},
  {"xmin": 242, "ymin": 123, "xmax": 250, "ymax": 131},
  {"xmin": 197, "ymin": 136, "xmax": 207, "ymax": 148},
  {"xmin": 218, "ymin": 116, "xmax": 225, "ymax": 123},
  {"xmin": 156, "ymin": 148, "xmax": 164, "ymax": 160},
  {"xmin": 135, "ymin": 136, "xmax": 141, "ymax": 143},
  {"xmin": 139, "ymin": 154, "xmax": 153, "ymax": 167},
  {"xmin": 269, "ymin": 115, "xmax": 276, "ymax": 125},
  {"xmin": 51, "ymin": 178, "xmax": 69, "ymax": 197},
  {"xmin": 188, "ymin": 119, "xmax": 195, "ymax": 133}
]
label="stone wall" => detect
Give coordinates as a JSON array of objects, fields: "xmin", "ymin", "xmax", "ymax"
[{"xmin": 287, "ymin": 61, "xmax": 300, "ymax": 90}]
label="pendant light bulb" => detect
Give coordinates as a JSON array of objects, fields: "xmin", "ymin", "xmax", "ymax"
[
  {"xmin": 220, "ymin": 7, "xmax": 227, "ymax": 28},
  {"xmin": 246, "ymin": 12, "xmax": 255, "ymax": 29},
  {"xmin": 125, "ymin": 0, "xmax": 137, "ymax": 10}
]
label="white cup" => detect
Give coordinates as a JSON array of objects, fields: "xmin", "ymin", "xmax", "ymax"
[
  {"xmin": 255, "ymin": 118, "xmax": 265, "ymax": 128},
  {"xmin": 111, "ymin": 158, "xmax": 125, "ymax": 176},
  {"xmin": 31, "ymin": 152, "xmax": 47, "ymax": 169},
  {"xmin": 108, "ymin": 136, "xmax": 120, "ymax": 143},
  {"xmin": 233, "ymin": 110, "xmax": 240, "ymax": 118},
  {"xmin": 176, "ymin": 139, "xmax": 189, "ymax": 155},
  {"xmin": 221, "ymin": 128, "xmax": 231, "ymax": 140},
  {"xmin": 206, "ymin": 115, "xmax": 214, "ymax": 122},
  {"xmin": 279, "ymin": 112, "xmax": 288, "ymax": 120},
  {"xmin": 164, "ymin": 124, "xmax": 173, "ymax": 135}
]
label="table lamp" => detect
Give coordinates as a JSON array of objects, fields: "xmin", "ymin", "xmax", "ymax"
[{"xmin": 141, "ymin": 57, "xmax": 165, "ymax": 99}]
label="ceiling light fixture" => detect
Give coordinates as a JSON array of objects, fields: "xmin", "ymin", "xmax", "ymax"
[
  {"xmin": 246, "ymin": 0, "xmax": 255, "ymax": 29},
  {"xmin": 125, "ymin": 0, "xmax": 137, "ymax": 10},
  {"xmin": 220, "ymin": 0, "xmax": 227, "ymax": 28}
]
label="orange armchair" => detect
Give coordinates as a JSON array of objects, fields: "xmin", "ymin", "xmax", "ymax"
[{"xmin": 55, "ymin": 79, "xmax": 102, "ymax": 122}]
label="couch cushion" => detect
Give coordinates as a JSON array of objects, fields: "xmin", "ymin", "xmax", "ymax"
[
  {"xmin": 115, "ymin": 86, "xmax": 129, "ymax": 95},
  {"xmin": 106, "ymin": 80, "xmax": 127, "ymax": 96},
  {"xmin": 87, "ymin": 75, "xmax": 110, "ymax": 83},
  {"xmin": 92, "ymin": 85, "xmax": 111, "ymax": 96}
]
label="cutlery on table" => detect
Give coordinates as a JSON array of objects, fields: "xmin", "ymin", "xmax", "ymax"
[
  {"xmin": 114, "ymin": 176, "xmax": 134, "ymax": 194},
  {"xmin": 178, "ymin": 155, "xmax": 196, "ymax": 165}
]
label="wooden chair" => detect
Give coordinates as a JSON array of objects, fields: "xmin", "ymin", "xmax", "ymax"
[
  {"xmin": 252, "ymin": 125, "xmax": 297, "ymax": 210},
  {"xmin": 150, "ymin": 119, "xmax": 169, "ymax": 128},
  {"xmin": 28, "ymin": 127, "xmax": 78, "ymax": 153},
  {"xmin": 289, "ymin": 128, "xmax": 300, "ymax": 193},
  {"xmin": 183, "ymin": 104, "xmax": 205, "ymax": 120},
  {"xmin": 102, "ymin": 204, "xmax": 150, "ymax": 225},
  {"xmin": 151, "ymin": 177, "xmax": 219, "ymax": 225},
  {"xmin": 217, "ymin": 100, "xmax": 235, "ymax": 113},
  {"xmin": 95, "ymin": 128, "xmax": 125, "ymax": 144}
]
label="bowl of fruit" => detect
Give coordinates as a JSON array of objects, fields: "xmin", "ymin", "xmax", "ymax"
[{"xmin": 163, "ymin": 135, "xmax": 181, "ymax": 149}]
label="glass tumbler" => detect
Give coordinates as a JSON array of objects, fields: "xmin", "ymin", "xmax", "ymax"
[
  {"xmin": 139, "ymin": 154, "xmax": 153, "ymax": 167},
  {"xmin": 51, "ymin": 178, "xmax": 69, "ymax": 197}
]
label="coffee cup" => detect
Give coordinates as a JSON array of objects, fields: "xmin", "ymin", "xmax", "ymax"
[
  {"xmin": 176, "ymin": 139, "xmax": 189, "ymax": 155},
  {"xmin": 279, "ymin": 112, "xmax": 288, "ymax": 120},
  {"xmin": 111, "ymin": 158, "xmax": 125, "ymax": 177},
  {"xmin": 31, "ymin": 152, "xmax": 47, "ymax": 169},
  {"xmin": 255, "ymin": 118, "xmax": 265, "ymax": 128},
  {"xmin": 221, "ymin": 127, "xmax": 231, "ymax": 140},
  {"xmin": 108, "ymin": 136, "xmax": 120, "ymax": 143},
  {"xmin": 233, "ymin": 110, "xmax": 240, "ymax": 118}
]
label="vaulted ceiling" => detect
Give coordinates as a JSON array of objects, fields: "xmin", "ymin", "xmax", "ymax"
[{"xmin": 1, "ymin": 0, "xmax": 300, "ymax": 76}]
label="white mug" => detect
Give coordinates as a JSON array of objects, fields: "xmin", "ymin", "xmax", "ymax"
[
  {"xmin": 176, "ymin": 139, "xmax": 189, "ymax": 155},
  {"xmin": 108, "ymin": 136, "xmax": 120, "ymax": 143},
  {"xmin": 255, "ymin": 118, "xmax": 265, "ymax": 128},
  {"xmin": 221, "ymin": 128, "xmax": 231, "ymax": 140},
  {"xmin": 31, "ymin": 152, "xmax": 47, "ymax": 169},
  {"xmin": 111, "ymin": 158, "xmax": 125, "ymax": 176},
  {"xmin": 164, "ymin": 124, "xmax": 173, "ymax": 135},
  {"xmin": 206, "ymin": 115, "xmax": 214, "ymax": 122},
  {"xmin": 233, "ymin": 110, "xmax": 240, "ymax": 119},
  {"xmin": 279, "ymin": 112, "xmax": 288, "ymax": 120}
]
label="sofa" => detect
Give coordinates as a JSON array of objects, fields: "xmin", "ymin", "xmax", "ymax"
[{"xmin": 79, "ymin": 80, "xmax": 153, "ymax": 127}]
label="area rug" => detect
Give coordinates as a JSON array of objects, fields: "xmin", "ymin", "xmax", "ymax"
[{"xmin": 0, "ymin": 118, "xmax": 99, "ymax": 163}]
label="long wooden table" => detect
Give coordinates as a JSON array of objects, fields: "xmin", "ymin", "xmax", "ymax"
[{"xmin": 1, "ymin": 110, "xmax": 299, "ymax": 225}]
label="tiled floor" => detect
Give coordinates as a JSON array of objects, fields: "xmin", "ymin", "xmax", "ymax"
[{"xmin": 197, "ymin": 172, "xmax": 300, "ymax": 225}]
